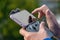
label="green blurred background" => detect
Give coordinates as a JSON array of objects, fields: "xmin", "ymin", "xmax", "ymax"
[{"xmin": 0, "ymin": 0, "xmax": 60, "ymax": 40}]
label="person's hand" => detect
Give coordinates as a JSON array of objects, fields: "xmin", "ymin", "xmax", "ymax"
[
  {"xmin": 20, "ymin": 21, "xmax": 52, "ymax": 40},
  {"xmin": 32, "ymin": 4, "xmax": 60, "ymax": 38}
]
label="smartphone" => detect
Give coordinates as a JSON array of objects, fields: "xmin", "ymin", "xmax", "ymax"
[{"xmin": 10, "ymin": 9, "xmax": 40, "ymax": 32}]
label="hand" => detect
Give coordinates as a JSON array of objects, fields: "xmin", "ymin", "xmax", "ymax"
[
  {"xmin": 32, "ymin": 4, "xmax": 60, "ymax": 38},
  {"xmin": 20, "ymin": 21, "xmax": 52, "ymax": 40}
]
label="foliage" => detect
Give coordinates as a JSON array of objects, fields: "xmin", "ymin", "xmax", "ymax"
[{"xmin": 0, "ymin": 0, "xmax": 38, "ymax": 40}]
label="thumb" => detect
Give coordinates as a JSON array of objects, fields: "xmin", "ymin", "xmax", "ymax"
[
  {"xmin": 19, "ymin": 28, "xmax": 29, "ymax": 37},
  {"xmin": 39, "ymin": 21, "xmax": 45, "ymax": 32}
]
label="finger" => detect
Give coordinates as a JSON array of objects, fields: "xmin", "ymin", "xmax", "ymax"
[
  {"xmin": 32, "ymin": 4, "xmax": 47, "ymax": 14},
  {"xmin": 38, "ymin": 11, "xmax": 45, "ymax": 18},
  {"xmin": 40, "ymin": 21, "xmax": 45, "ymax": 29},
  {"xmin": 32, "ymin": 8, "xmax": 40, "ymax": 14},
  {"xmin": 32, "ymin": 5, "xmax": 47, "ymax": 19},
  {"xmin": 39, "ymin": 21, "xmax": 53, "ymax": 37},
  {"xmin": 19, "ymin": 28, "xmax": 29, "ymax": 36},
  {"xmin": 19, "ymin": 28, "xmax": 36, "ymax": 37},
  {"xmin": 45, "ymin": 9, "xmax": 58, "ymax": 29},
  {"xmin": 24, "ymin": 37, "xmax": 27, "ymax": 40},
  {"xmin": 39, "ymin": 21, "xmax": 45, "ymax": 32},
  {"xmin": 38, "ymin": 12, "xmax": 40, "ymax": 18}
]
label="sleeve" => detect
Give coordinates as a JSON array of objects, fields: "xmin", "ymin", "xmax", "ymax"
[{"xmin": 43, "ymin": 38, "xmax": 52, "ymax": 40}]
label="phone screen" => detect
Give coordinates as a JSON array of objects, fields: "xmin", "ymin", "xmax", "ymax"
[{"xmin": 10, "ymin": 10, "xmax": 36, "ymax": 27}]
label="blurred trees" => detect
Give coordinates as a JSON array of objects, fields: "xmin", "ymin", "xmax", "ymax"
[
  {"xmin": 0, "ymin": 0, "xmax": 38, "ymax": 40},
  {"xmin": 58, "ymin": 0, "xmax": 60, "ymax": 13}
]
